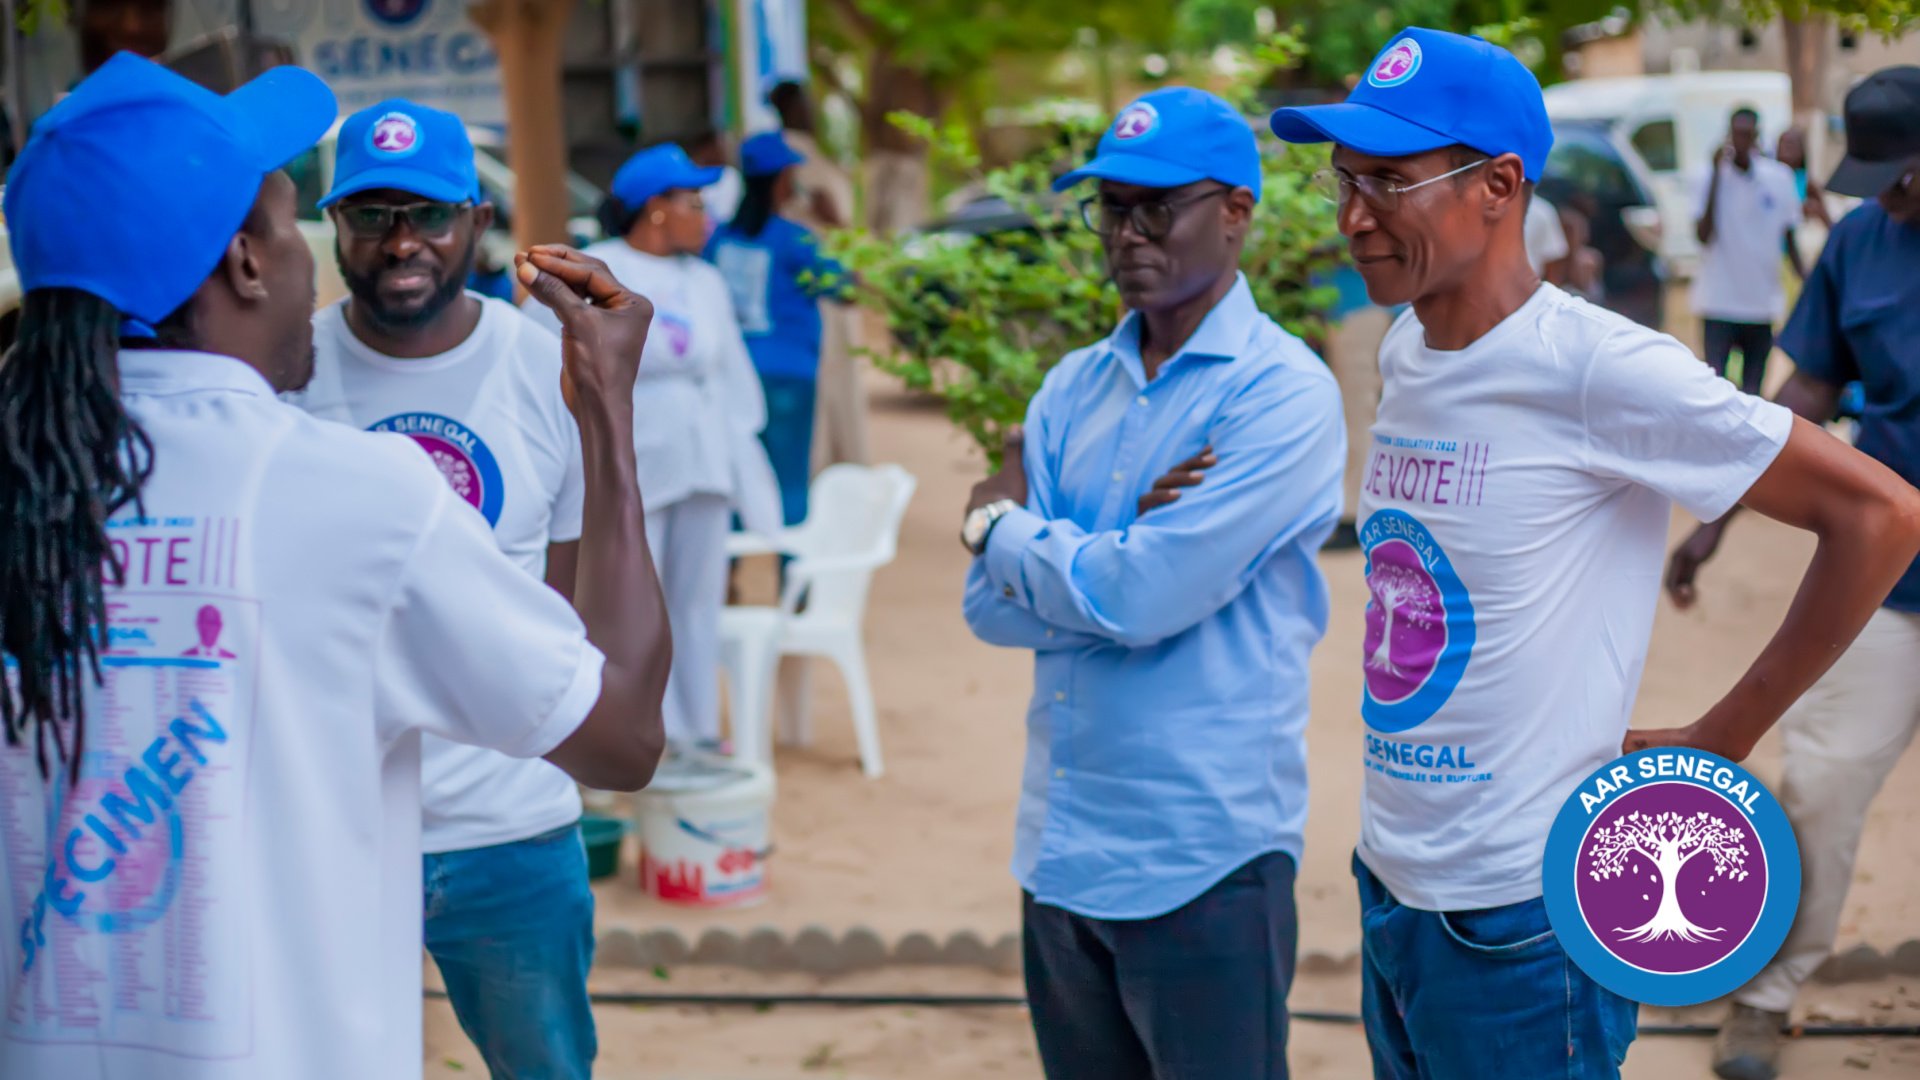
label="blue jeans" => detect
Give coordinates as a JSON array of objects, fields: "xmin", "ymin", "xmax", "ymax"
[
  {"xmin": 1354, "ymin": 853, "xmax": 1636, "ymax": 1080},
  {"xmin": 424, "ymin": 824, "xmax": 597, "ymax": 1080},
  {"xmin": 1023, "ymin": 852, "xmax": 1297, "ymax": 1080},
  {"xmin": 758, "ymin": 373, "xmax": 818, "ymax": 526}
]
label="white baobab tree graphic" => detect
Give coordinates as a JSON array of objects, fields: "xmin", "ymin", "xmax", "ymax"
[
  {"xmin": 1366, "ymin": 563, "xmax": 1440, "ymax": 677},
  {"xmin": 1588, "ymin": 809, "xmax": 1751, "ymax": 943}
]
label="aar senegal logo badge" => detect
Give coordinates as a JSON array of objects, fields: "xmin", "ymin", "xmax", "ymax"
[
  {"xmin": 1112, "ymin": 103, "xmax": 1159, "ymax": 141},
  {"xmin": 1367, "ymin": 39, "xmax": 1423, "ymax": 88},
  {"xmin": 371, "ymin": 412, "xmax": 506, "ymax": 527},
  {"xmin": 1360, "ymin": 509, "xmax": 1475, "ymax": 733},
  {"xmin": 369, "ymin": 112, "xmax": 421, "ymax": 158},
  {"xmin": 1544, "ymin": 749, "xmax": 1800, "ymax": 1006}
]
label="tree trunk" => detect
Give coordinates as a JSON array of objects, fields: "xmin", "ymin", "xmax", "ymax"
[
  {"xmin": 860, "ymin": 52, "xmax": 942, "ymax": 234},
  {"xmin": 1370, "ymin": 605, "xmax": 1397, "ymax": 671},
  {"xmin": 469, "ymin": 0, "xmax": 578, "ymax": 253},
  {"xmin": 1780, "ymin": 14, "xmax": 1831, "ymax": 165}
]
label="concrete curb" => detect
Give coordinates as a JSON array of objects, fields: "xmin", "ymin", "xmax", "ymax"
[{"xmin": 594, "ymin": 928, "xmax": 1920, "ymax": 985}]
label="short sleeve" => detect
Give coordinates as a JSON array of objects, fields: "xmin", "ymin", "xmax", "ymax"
[
  {"xmin": 1689, "ymin": 165, "xmax": 1713, "ymax": 219},
  {"xmin": 374, "ymin": 484, "xmax": 604, "ymax": 756},
  {"xmin": 1777, "ymin": 232, "xmax": 1857, "ymax": 388},
  {"xmin": 1581, "ymin": 325, "xmax": 1793, "ymax": 522}
]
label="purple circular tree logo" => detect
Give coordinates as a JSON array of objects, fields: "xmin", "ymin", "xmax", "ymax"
[
  {"xmin": 1578, "ymin": 783, "xmax": 1764, "ymax": 974},
  {"xmin": 1363, "ymin": 538, "xmax": 1445, "ymax": 704},
  {"xmin": 1544, "ymin": 750, "xmax": 1801, "ymax": 1006}
]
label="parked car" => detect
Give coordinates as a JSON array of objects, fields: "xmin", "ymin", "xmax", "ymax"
[
  {"xmin": 1539, "ymin": 117, "xmax": 1668, "ymax": 331},
  {"xmin": 1544, "ymin": 71, "xmax": 1793, "ymax": 276}
]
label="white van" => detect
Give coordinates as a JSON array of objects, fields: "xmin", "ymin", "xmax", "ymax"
[{"xmin": 1544, "ymin": 71, "xmax": 1792, "ymax": 275}]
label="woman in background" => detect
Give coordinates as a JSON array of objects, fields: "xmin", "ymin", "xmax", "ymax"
[
  {"xmin": 524, "ymin": 143, "xmax": 780, "ymax": 747},
  {"xmin": 707, "ymin": 131, "xmax": 849, "ymax": 527}
]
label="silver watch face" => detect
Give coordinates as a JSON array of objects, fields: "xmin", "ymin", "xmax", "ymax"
[{"xmin": 962, "ymin": 507, "xmax": 992, "ymax": 553}]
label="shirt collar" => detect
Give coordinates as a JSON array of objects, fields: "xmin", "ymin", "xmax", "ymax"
[
  {"xmin": 116, "ymin": 350, "xmax": 277, "ymax": 399},
  {"xmin": 1107, "ymin": 273, "xmax": 1259, "ymax": 386}
]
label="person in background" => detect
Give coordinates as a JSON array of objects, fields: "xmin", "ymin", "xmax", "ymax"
[
  {"xmin": 769, "ymin": 79, "xmax": 871, "ymax": 474},
  {"xmin": 1524, "ymin": 191, "xmax": 1571, "ymax": 285},
  {"xmin": 292, "ymin": 99, "xmax": 599, "ymax": 1079},
  {"xmin": 1667, "ymin": 65, "xmax": 1920, "ymax": 1080},
  {"xmin": 708, "ymin": 132, "xmax": 848, "ymax": 528},
  {"xmin": 1693, "ymin": 107, "xmax": 1805, "ymax": 395},
  {"xmin": 1271, "ymin": 28, "xmax": 1920, "ymax": 1079},
  {"xmin": 964, "ymin": 86, "xmax": 1345, "ymax": 1079},
  {"xmin": 1558, "ymin": 201, "xmax": 1607, "ymax": 304},
  {"xmin": 686, "ymin": 128, "xmax": 744, "ymax": 229},
  {"xmin": 0, "ymin": 55, "xmax": 669, "ymax": 1079},
  {"xmin": 74, "ymin": 0, "xmax": 170, "ymax": 76},
  {"xmin": 1777, "ymin": 126, "xmax": 1834, "ymax": 229},
  {"xmin": 525, "ymin": 143, "xmax": 781, "ymax": 748}
]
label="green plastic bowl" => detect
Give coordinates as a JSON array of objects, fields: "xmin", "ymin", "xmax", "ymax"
[{"xmin": 581, "ymin": 815, "xmax": 627, "ymax": 881}]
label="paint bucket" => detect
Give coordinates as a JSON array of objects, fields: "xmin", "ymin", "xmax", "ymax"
[
  {"xmin": 633, "ymin": 750, "xmax": 775, "ymax": 908},
  {"xmin": 580, "ymin": 814, "xmax": 627, "ymax": 881}
]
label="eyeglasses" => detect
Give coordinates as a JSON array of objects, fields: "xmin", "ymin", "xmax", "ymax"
[
  {"xmin": 1894, "ymin": 170, "xmax": 1917, "ymax": 196},
  {"xmin": 1079, "ymin": 187, "xmax": 1229, "ymax": 241},
  {"xmin": 334, "ymin": 201, "xmax": 471, "ymax": 239},
  {"xmin": 1312, "ymin": 158, "xmax": 1489, "ymax": 213}
]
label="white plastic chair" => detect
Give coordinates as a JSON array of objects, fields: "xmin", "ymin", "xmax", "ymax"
[{"xmin": 719, "ymin": 464, "xmax": 917, "ymax": 778}]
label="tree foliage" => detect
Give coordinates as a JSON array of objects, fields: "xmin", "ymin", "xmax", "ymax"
[{"xmin": 826, "ymin": 33, "xmax": 1343, "ymax": 466}]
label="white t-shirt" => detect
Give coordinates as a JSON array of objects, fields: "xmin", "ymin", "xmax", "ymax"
[
  {"xmin": 1690, "ymin": 156, "xmax": 1802, "ymax": 324},
  {"xmin": 1354, "ymin": 285, "xmax": 1791, "ymax": 911},
  {"xmin": 1524, "ymin": 195, "xmax": 1570, "ymax": 275},
  {"xmin": 293, "ymin": 296, "xmax": 588, "ymax": 854},
  {"xmin": 2, "ymin": 351, "xmax": 604, "ymax": 1080},
  {"xmin": 521, "ymin": 241, "xmax": 781, "ymax": 535}
]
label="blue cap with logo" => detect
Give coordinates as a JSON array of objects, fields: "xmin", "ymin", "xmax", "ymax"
[
  {"xmin": 1269, "ymin": 27, "xmax": 1553, "ymax": 182},
  {"xmin": 739, "ymin": 131, "xmax": 805, "ymax": 178},
  {"xmin": 4, "ymin": 53, "xmax": 337, "ymax": 331},
  {"xmin": 1052, "ymin": 86, "xmax": 1263, "ymax": 201},
  {"xmin": 322, "ymin": 99, "xmax": 480, "ymax": 207},
  {"xmin": 611, "ymin": 144, "xmax": 724, "ymax": 210}
]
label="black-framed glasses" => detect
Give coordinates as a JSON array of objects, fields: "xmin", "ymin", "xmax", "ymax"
[
  {"xmin": 1079, "ymin": 187, "xmax": 1229, "ymax": 240},
  {"xmin": 333, "ymin": 201, "xmax": 471, "ymax": 239},
  {"xmin": 1312, "ymin": 158, "xmax": 1489, "ymax": 213}
]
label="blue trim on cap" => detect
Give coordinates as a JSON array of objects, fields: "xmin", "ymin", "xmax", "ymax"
[
  {"xmin": 318, "ymin": 165, "xmax": 476, "ymax": 208},
  {"xmin": 1051, "ymin": 153, "xmax": 1210, "ymax": 193},
  {"xmin": 1269, "ymin": 102, "xmax": 1456, "ymax": 159}
]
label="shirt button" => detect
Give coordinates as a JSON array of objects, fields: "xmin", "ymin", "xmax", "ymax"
[
  {"xmin": 1044, "ymin": 629, "xmax": 1055, "ymax": 639},
  {"xmin": 1111, "ymin": 471, "xmax": 1125, "ymax": 482},
  {"xmin": 1054, "ymin": 691, "xmax": 1066, "ymax": 702},
  {"xmin": 1054, "ymin": 768, "xmax": 1065, "ymax": 779},
  {"xmin": 1136, "ymin": 395, "xmax": 1149, "ymax": 407},
  {"xmin": 1003, "ymin": 585, "xmax": 1015, "ymax": 599}
]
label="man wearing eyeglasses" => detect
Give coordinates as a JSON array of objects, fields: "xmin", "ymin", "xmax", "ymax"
[
  {"xmin": 1272, "ymin": 29, "xmax": 1920, "ymax": 1079},
  {"xmin": 1664, "ymin": 66, "xmax": 1920, "ymax": 1080},
  {"xmin": 960, "ymin": 86, "xmax": 1344, "ymax": 1078},
  {"xmin": 289, "ymin": 99, "xmax": 599, "ymax": 1079}
]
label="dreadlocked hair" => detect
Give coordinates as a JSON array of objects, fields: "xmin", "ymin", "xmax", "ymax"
[{"xmin": 0, "ymin": 287, "xmax": 157, "ymax": 780}]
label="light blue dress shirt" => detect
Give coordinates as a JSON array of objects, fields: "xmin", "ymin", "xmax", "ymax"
[{"xmin": 964, "ymin": 274, "xmax": 1345, "ymax": 920}]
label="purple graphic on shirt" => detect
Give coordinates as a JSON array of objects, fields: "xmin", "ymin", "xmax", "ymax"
[
  {"xmin": 412, "ymin": 433, "xmax": 480, "ymax": 508},
  {"xmin": 1576, "ymin": 782, "xmax": 1767, "ymax": 974},
  {"xmin": 181, "ymin": 604, "xmax": 237, "ymax": 659},
  {"xmin": 658, "ymin": 312, "xmax": 692, "ymax": 357},
  {"xmin": 1363, "ymin": 538, "xmax": 1445, "ymax": 703}
]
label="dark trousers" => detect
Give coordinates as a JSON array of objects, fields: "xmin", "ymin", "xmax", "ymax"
[
  {"xmin": 1022, "ymin": 852, "xmax": 1297, "ymax": 1080},
  {"xmin": 1703, "ymin": 319, "xmax": 1774, "ymax": 395}
]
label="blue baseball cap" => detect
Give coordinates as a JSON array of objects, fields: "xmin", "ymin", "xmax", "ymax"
[
  {"xmin": 321, "ymin": 99, "xmax": 480, "ymax": 207},
  {"xmin": 4, "ymin": 53, "xmax": 336, "ymax": 330},
  {"xmin": 1269, "ymin": 28, "xmax": 1553, "ymax": 182},
  {"xmin": 1052, "ymin": 87, "xmax": 1262, "ymax": 201},
  {"xmin": 611, "ymin": 144, "xmax": 723, "ymax": 210},
  {"xmin": 740, "ymin": 131, "xmax": 804, "ymax": 178}
]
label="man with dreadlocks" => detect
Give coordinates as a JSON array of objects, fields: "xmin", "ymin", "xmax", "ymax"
[{"xmin": 0, "ymin": 56, "xmax": 671, "ymax": 1079}]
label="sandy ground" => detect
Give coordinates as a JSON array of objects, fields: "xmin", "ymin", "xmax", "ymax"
[{"xmin": 425, "ymin": 341, "xmax": 1920, "ymax": 1076}]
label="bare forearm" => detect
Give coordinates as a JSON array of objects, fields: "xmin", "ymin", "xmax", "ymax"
[
  {"xmin": 1695, "ymin": 499, "xmax": 1920, "ymax": 758},
  {"xmin": 567, "ymin": 394, "xmax": 671, "ymax": 780}
]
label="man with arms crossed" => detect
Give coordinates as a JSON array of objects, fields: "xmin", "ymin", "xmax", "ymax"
[
  {"xmin": 962, "ymin": 87, "xmax": 1344, "ymax": 1078},
  {"xmin": 1271, "ymin": 28, "xmax": 1920, "ymax": 1078},
  {"xmin": 0, "ymin": 57, "xmax": 670, "ymax": 1079},
  {"xmin": 291, "ymin": 99, "xmax": 600, "ymax": 1077},
  {"xmin": 1665, "ymin": 66, "xmax": 1920, "ymax": 1080}
]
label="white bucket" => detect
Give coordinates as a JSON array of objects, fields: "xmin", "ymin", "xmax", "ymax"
[{"xmin": 633, "ymin": 752, "xmax": 775, "ymax": 908}]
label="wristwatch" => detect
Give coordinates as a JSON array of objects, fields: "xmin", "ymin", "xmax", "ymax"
[{"xmin": 962, "ymin": 499, "xmax": 1021, "ymax": 556}]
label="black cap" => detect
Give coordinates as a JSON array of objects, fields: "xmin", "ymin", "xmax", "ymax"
[{"xmin": 1827, "ymin": 65, "xmax": 1920, "ymax": 198}]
